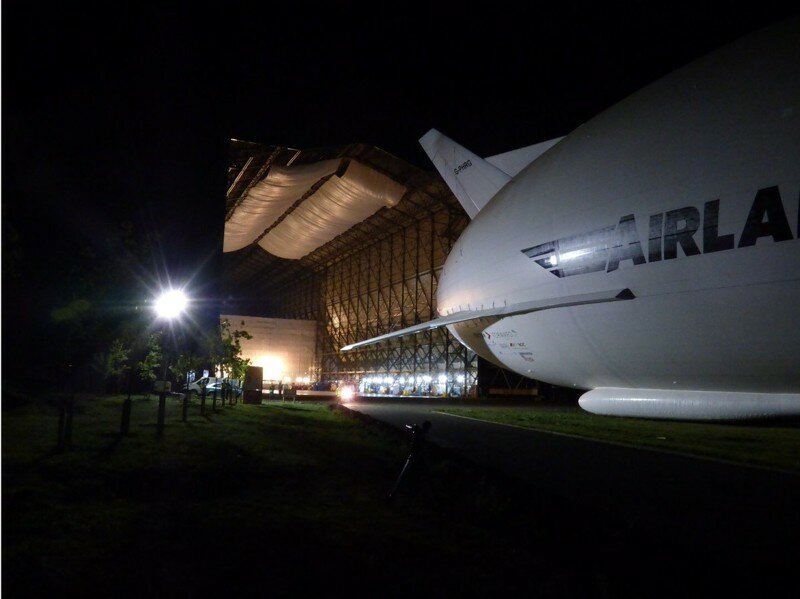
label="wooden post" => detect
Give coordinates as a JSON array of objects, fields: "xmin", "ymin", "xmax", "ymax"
[
  {"xmin": 58, "ymin": 364, "xmax": 76, "ymax": 450},
  {"xmin": 157, "ymin": 392, "xmax": 166, "ymax": 437},
  {"xmin": 157, "ymin": 359, "xmax": 168, "ymax": 438},
  {"xmin": 121, "ymin": 366, "xmax": 133, "ymax": 436},
  {"xmin": 57, "ymin": 398, "xmax": 67, "ymax": 451},
  {"xmin": 64, "ymin": 395, "xmax": 75, "ymax": 446},
  {"xmin": 121, "ymin": 399, "xmax": 132, "ymax": 435}
]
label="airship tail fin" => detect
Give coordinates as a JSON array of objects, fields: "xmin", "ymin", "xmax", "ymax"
[
  {"xmin": 485, "ymin": 136, "xmax": 565, "ymax": 177},
  {"xmin": 419, "ymin": 129, "xmax": 511, "ymax": 219}
]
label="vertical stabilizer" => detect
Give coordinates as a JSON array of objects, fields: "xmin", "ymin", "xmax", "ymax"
[
  {"xmin": 485, "ymin": 136, "xmax": 564, "ymax": 177},
  {"xmin": 419, "ymin": 129, "xmax": 511, "ymax": 219}
]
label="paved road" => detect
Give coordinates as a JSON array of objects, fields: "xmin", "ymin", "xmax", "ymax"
[{"xmin": 347, "ymin": 400, "xmax": 800, "ymax": 589}]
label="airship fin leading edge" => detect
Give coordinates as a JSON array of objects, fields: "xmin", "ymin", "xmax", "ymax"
[
  {"xmin": 419, "ymin": 129, "xmax": 511, "ymax": 219},
  {"xmin": 485, "ymin": 136, "xmax": 565, "ymax": 178},
  {"xmin": 340, "ymin": 288, "xmax": 635, "ymax": 352}
]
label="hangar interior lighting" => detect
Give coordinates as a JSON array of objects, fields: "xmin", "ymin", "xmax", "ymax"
[{"xmin": 357, "ymin": 372, "xmax": 470, "ymax": 398}]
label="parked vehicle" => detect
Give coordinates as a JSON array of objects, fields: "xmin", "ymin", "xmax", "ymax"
[
  {"xmin": 183, "ymin": 376, "xmax": 216, "ymax": 397},
  {"xmin": 206, "ymin": 381, "xmax": 242, "ymax": 398},
  {"xmin": 183, "ymin": 377, "xmax": 241, "ymax": 398}
]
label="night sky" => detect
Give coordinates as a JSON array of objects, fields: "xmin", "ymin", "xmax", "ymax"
[{"xmin": 3, "ymin": 3, "xmax": 796, "ymax": 371}]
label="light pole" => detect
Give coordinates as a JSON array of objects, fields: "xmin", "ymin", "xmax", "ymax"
[{"xmin": 154, "ymin": 288, "xmax": 188, "ymax": 438}]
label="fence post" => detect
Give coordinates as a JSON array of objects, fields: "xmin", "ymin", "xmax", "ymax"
[
  {"xmin": 57, "ymin": 364, "xmax": 76, "ymax": 451},
  {"xmin": 121, "ymin": 399, "xmax": 132, "ymax": 435},
  {"xmin": 64, "ymin": 395, "xmax": 75, "ymax": 446},
  {"xmin": 57, "ymin": 398, "xmax": 67, "ymax": 451},
  {"xmin": 157, "ymin": 391, "xmax": 166, "ymax": 438},
  {"xmin": 157, "ymin": 359, "xmax": 168, "ymax": 438},
  {"xmin": 121, "ymin": 367, "xmax": 133, "ymax": 435}
]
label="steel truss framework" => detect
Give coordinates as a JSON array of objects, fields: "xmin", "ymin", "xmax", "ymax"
[{"xmin": 223, "ymin": 141, "xmax": 478, "ymax": 390}]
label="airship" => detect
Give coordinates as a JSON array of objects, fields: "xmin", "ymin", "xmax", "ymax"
[{"xmin": 343, "ymin": 18, "xmax": 800, "ymax": 420}]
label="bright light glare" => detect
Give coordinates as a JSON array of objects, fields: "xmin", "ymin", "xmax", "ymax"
[
  {"xmin": 155, "ymin": 289, "xmax": 188, "ymax": 319},
  {"xmin": 339, "ymin": 386, "xmax": 355, "ymax": 402},
  {"xmin": 256, "ymin": 355, "xmax": 285, "ymax": 381}
]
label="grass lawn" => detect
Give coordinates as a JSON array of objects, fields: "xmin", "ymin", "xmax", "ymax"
[
  {"xmin": 3, "ymin": 391, "xmax": 607, "ymax": 597},
  {"xmin": 436, "ymin": 405, "xmax": 800, "ymax": 472}
]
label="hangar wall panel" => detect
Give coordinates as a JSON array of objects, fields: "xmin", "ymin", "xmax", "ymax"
[{"xmin": 220, "ymin": 314, "xmax": 316, "ymax": 382}]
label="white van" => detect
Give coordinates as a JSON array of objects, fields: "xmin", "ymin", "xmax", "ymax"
[
  {"xmin": 183, "ymin": 377, "xmax": 241, "ymax": 398},
  {"xmin": 183, "ymin": 376, "xmax": 218, "ymax": 397}
]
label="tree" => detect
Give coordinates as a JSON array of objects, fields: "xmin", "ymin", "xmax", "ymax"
[
  {"xmin": 24, "ymin": 217, "xmax": 165, "ymax": 391},
  {"xmin": 137, "ymin": 332, "xmax": 162, "ymax": 397},
  {"xmin": 90, "ymin": 338, "xmax": 131, "ymax": 393},
  {"xmin": 211, "ymin": 319, "xmax": 252, "ymax": 382},
  {"xmin": 50, "ymin": 299, "xmax": 93, "ymax": 363}
]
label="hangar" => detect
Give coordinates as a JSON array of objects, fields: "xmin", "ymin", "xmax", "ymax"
[
  {"xmin": 222, "ymin": 139, "xmax": 514, "ymax": 396},
  {"xmin": 222, "ymin": 140, "xmax": 543, "ymax": 396}
]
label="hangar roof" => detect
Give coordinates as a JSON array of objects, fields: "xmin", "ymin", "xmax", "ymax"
[{"xmin": 223, "ymin": 140, "xmax": 461, "ymax": 313}]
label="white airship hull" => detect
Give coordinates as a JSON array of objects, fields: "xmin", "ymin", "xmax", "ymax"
[
  {"xmin": 343, "ymin": 19, "xmax": 800, "ymax": 419},
  {"xmin": 437, "ymin": 20, "xmax": 800, "ymax": 418},
  {"xmin": 451, "ymin": 277, "xmax": 799, "ymax": 391}
]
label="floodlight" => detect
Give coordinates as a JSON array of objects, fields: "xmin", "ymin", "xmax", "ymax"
[{"xmin": 154, "ymin": 289, "xmax": 188, "ymax": 319}]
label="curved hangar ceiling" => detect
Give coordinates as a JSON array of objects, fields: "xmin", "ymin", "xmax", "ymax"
[{"xmin": 225, "ymin": 156, "xmax": 406, "ymax": 259}]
